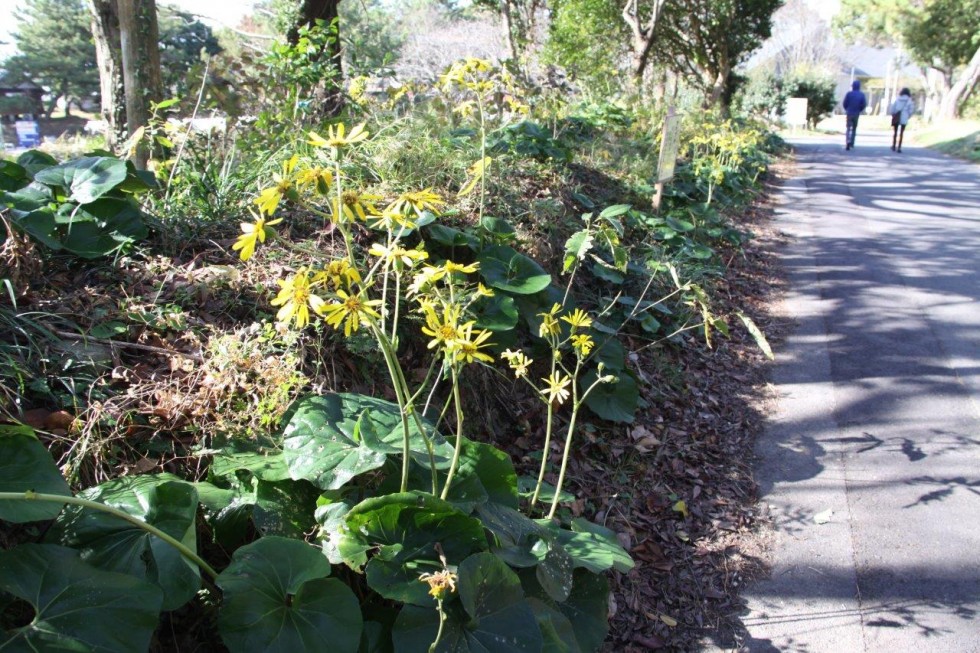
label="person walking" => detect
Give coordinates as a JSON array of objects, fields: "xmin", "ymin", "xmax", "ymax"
[
  {"xmin": 889, "ymin": 88, "xmax": 915, "ymax": 152},
  {"xmin": 842, "ymin": 80, "xmax": 868, "ymax": 151}
]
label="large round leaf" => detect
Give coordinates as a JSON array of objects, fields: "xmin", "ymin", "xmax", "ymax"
[
  {"xmin": 478, "ymin": 246, "xmax": 552, "ymax": 295},
  {"xmin": 526, "ymin": 598, "xmax": 583, "ymax": 653},
  {"xmin": 337, "ymin": 492, "xmax": 488, "ymax": 606},
  {"xmin": 282, "ymin": 393, "xmax": 453, "ymax": 490},
  {"xmin": 429, "ymin": 438, "xmax": 519, "ymax": 511},
  {"xmin": 45, "ymin": 474, "xmax": 201, "ymax": 610},
  {"xmin": 217, "ymin": 537, "xmax": 362, "ymax": 653},
  {"xmin": 520, "ymin": 568, "xmax": 609, "ymax": 653},
  {"xmin": 392, "ymin": 552, "xmax": 543, "ymax": 653},
  {"xmin": 534, "ymin": 519, "xmax": 634, "ymax": 574},
  {"xmin": 0, "ymin": 425, "xmax": 71, "ymax": 522},
  {"xmin": 582, "ymin": 369, "xmax": 638, "ymax": 424},
  {"xmin": 34, "ymin": 156, "xmax": 128, "ymax": 204},
  {"xmin": 471, "ymin": 294, "xmax": 519, "ymax": 332},
  {"xmin": 0, "ymin": 544, "xmax": 163, "ymax": 652}
]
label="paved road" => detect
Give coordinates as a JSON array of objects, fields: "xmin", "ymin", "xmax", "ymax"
[{"xmin": 742, "ymin": 130, "xmax": 980, "ymax": 652}]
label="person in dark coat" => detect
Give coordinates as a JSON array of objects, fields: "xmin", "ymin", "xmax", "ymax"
[{"xmin": 842, "ymin": 80, "xmax": 868, "ymax": 150}]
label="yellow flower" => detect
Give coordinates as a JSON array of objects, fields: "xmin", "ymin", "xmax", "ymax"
[
  {"xmin": 232, "ymin": 214, "xmax": 282, "ymax": 261},
  {"xmin": 408, "ymin": 265, "xmax": 447, "ymax": 295},
  {"xmin": 542, "ymin": 372, "xmax": 572, "ymax": 405},
  {"xmin": 368, "ymin": 243, "xmax": 427, "ymax": 269},
  {"xmin": 455, "ymin": 323, "xmax": 494, "ymax": 365},
  {"xmin": 458, "ymin": 157, "xmax": 492, "ymax": 197},
  {"xmin": 561, "ymin": 308, "xmax": 593, "ymax": 332},
  {"xmin": 254, "ymin": 155, "xmax": 299, "ymax": 216},
  {"xmin": 293, "ymin": 166, "xmax": 333, "ymax": 195},
  {"xmin": 421, "ymin": 304, "xmax": 462, "ymax": 351},
  {"xmin": 391, "ymin": 189, "xmax": 445, "ymax": 217},
  {"xmin": 419, "ymin": 569, "xmax": 457, "ymax": 601},
  {"xmin": 444, "ymin": 261, "xmax": 479, "ymax": 275},
  {"xmin": 333, "ymin": 190, "xmax": 382, "ymax": 224},
  {"xmin": 321, "ymin": 289, "xmax": 382, "ymax": 337},
  {"xmin": 369, "ymin": 207, "xmax": 417, "ymax": 232},
  {"xmin": 571, "ymin": 334, "xmax": 594, "ymax": 357},
  {"xmin": 270, "ymin": 270, "xmax": 325, "ymax": 329},
  {"xmin": 477, "ymin": 283, "xmax": 494, "ymax": 298},
  {"xmin": 307, "ymin": 122, "xmax": 369, "ymax": 153},
  {"xmin": 538, "ymin": 303, "xmax": 562, "ymax": 339},
  {"xmin": 321, "ymin": 259, "xmax": 361, "ymax": 290},
  {"xmin": 501, "ymin": 349, "xmax": 532, "ymax": 378}
]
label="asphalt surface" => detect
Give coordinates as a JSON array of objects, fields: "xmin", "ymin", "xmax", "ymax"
[{"xmin": 741, "ymin": 129, "xmax": 980, "ymax": 652}]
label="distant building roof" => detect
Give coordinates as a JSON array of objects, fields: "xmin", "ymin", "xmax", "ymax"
[{"xmin": 840, "ymin": 45, "xmax": 920, "ymax": 79}]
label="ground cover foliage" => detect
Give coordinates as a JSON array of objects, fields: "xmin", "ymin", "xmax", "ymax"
[{"xmin": 0, "ymin": 53, "xmax": 784, "ymax": 652}]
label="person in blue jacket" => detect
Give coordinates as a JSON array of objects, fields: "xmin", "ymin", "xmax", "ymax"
[{"xmin": 842, "ymin": 80, "xmax": 868, "ymax": 150}]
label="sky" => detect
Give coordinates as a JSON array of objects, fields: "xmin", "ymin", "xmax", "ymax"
[{"xmin": 0, "ymin": 0, "xmax": 258, "ymax": 62}]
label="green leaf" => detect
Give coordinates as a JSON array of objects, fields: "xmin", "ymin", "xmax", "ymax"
[
  {"xmin": 393, "ymin": 553, "xmax": 543, "ymax": 653},
  {"xmin": 597, "ymin": 204, "xmax": 631, "ymax": 220},
  {"xmin": 479, "ymin": 216, "xmax": 516, "ymax": 241},
  {"xmin": 0, "ymin": 161, "xmax": 27, "ymax": 192},
  {"xmin": 46, "ymin": 475, "xmax": 201, "ymax": 610},
  {"xmin": 253, "ymin": 477, "xmax": 320, "ymax": 538},
  {"xmin": 582, "ymin": 369, "xmax": 638, "ymax": 424},
  {"xmin": 193, "ymin": 480, "xmax": 254, "ymax": 548},
  {"xmin": 217, "ymin": 537, "xmax": 362, "ymax": 653},
  {"xmin": 0, "ymin": 544, "xmax": 162, "ymax": 652},
  {"xmin": 210, "ymin": 437, "xmax": 291, "ymax": 481},
  {"xmin": 536, "ymin": 519, "xmax": 634, "ymax": 574},
  {"xmin": 526, "ymin": 598, "xmax": 583, "ymax": 653},
  {"xmin": 738, "ymin": 311, "xmax": 774, "ymax": 360},
  {"xmin": 591, "ymin": 261, "xmax": 624, "ymax": 284},
  {"xmin": 665, "ymin": 216, "xmax": 695, "ymax": 232},
  {"xmin": 563, "ymin": 230, "xmax": 594, "ymax": 273},
  {"xmin": 478, "ymin": 246, "xmax": 552, "ymax": 295},
  {"xmin": 472, "ymin": 294, "xmax": 519, "ymax": 332},
  {"xmin": 427, "ymin": 224, "xmax": 478, "ymax": 249},
  {"xmin": 536, "ymin": 544, "xmax": 575, "ymax": 603},
  {"xmin": 520, "ymin": 568, "xmax": 608, "ymax": 653},
  {"xmin": 338, "ymin": 492, "xmax": 488, "ymax": 606},
  {"xmin": 516, "ymin": 477, "xmax": 574, "ymax": 505},
  {"xmin": 34, "ymin": 157, "xmax": 128, "ymax": 204},
  {"xmin": 282, "ymin": 393, "xmax": 451, "ymax": 490},
  {"xmin": 88, "ymin": 320, "xmax": 128, "ymax": 339},
  {"xmin": 1, "ymin": 182, "xmax": 54, "ymax": 214},
  {"xmin": 0, "ymin": 425, "xmax": 71, "ymax": 522},
  {"xmin": 15, "ymin": 150, "xmax": 57, "ymax": 177}
]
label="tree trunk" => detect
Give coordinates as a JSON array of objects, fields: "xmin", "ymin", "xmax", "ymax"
[
  {"xmin": 88, "ymin": 0, "xmax": 127, "ymax": 153},
  {"xmin": 622, "ymin": 0, "xmax": 667, "ymax": 88},
  {"xmin": 501, "ymin": 0, "xmax": 520, "ymax": 64},
  {"xmin": 939, "ymin": 44, "xmax": 980, "ymax": 120},
  {"xmin": 290, "ymin": 0, "xmax": 344, "ymax": 119},
  {"xmin": 118, "ymin": 0, "xmax": 162, "ymax": 169}
]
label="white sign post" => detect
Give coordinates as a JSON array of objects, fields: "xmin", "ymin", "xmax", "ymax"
[
  {"xmin": 653, "ymin": 107, "xmax": 683, "ymax": 212},
  {"xmin": 785, "ymin": 97, "xmax": 808, "ymax": 131}
]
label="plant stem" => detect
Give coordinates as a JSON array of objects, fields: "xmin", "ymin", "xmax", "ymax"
[
  {"xmin": 440, "ymin": 365, "xmax": 465, "ymax": 501},
  {"xmin": 371, "ymin": 324, "xmax": 414, "ymax": 493},
  {"xmin": 429, "ymin": 599, "xmax": 447, "ymax": 653},
  {"xmin": 547, "ymin": 373, "xmax": 607, "ymax": 520},
  {"xmin": 0, "ymin": 491, "xmax": 219, "ymax": 580},
  {"xmin": 529, "ymin": 402, "xmax": 555, "ymax": 508},
  {"xmin": 530, "ymin": 350, "xmax": 560, "ymax": 508}
]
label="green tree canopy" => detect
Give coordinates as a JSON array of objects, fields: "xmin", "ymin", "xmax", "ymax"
[
  {"xmin": 158, "ymin": 6, "xmax": 223, "ymax": 96},
  {"xmin": 903, "ymin": 0, "xmax": 980, "ymax": 70},
  {"xmin": 544, "ymin": 0, "xmax": 628, "ymax": 84},
  {"xmin": 4, "ymin": 0, "xmax": 99, "ymax": 115},
  {"xmin": 655, "ymin": 0, "xmax": 782, "ymax": 106}
]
